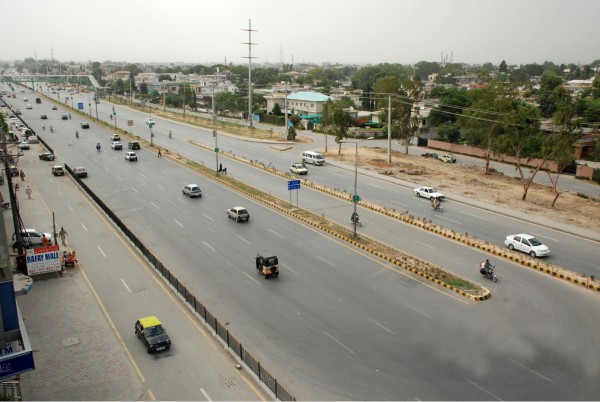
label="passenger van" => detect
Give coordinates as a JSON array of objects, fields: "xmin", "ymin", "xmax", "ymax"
[{"xmin": 301, "ymin": 151, "xmax": 325, "ymax": 165}]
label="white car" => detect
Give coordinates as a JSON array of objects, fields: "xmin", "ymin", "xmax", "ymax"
[
  {"xmin": 124, "ymin": 152, "xmax": 137, "ymax": 161},
  {"xmin": 26, "ymin": 103, "xmax": 32, "ymax": 109},
  {"xmin": 13, "ymin": 229, "xmax": 52, "ymax": 246},
  {"xmin": 504, "ymin": 234, "xmax": 550, "ymax": 257},
  {"xmin": 226, "ymin": 206, "xmax": 250, "ymax": 222},
  {"xmin": 413, "ymin": 186, "xmax": 444, "ymax": 200},
  {"xmin": 146, "ymin": 118, "xmax": 155, "ymax": 125},
  {"xmin": 290, "ymin": 163, "xmax": 308, "ymax": 175},
  {"xmin": 182, "ymin": 184, "xmax": 202, "ymax": 198},
  {"xmin": 19, "ymin": 141, "xmax": 30, "ymax": 150},
  {"xmin": 111, "ymin": 141, "xmax": 123, "ymax": 150}
]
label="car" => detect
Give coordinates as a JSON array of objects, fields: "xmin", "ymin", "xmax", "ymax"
[
  {"xmin": 124, "ymin": 152, "xmax": 137, "ymax": 161},
  {"xmin": 80, "ymin": 122, "xmax": 90, "ymax": 129},
  {"xmin": 438, "ymin": 154, "xmax": 456, "ymax": 163},
  {"xmin": 290, "ymin": 163, "xmax": 308, "ymax": 175},
  {"xmin": 14, "ymin": 109, "xmax": 21, "ymax": 115},
  {"xmin": 128, "ymin": 141, "xmax": 140, "ymax": 150},
  {"xmin": 51, "ymin": 105, "xmax": 58, "ymax": 110},
  {"xmin": 19, "ymin": 141, "xmax": 30, "ymax": 150},
  {"xmin": 227, "ymin": 206, "xmax": 250, "ymax": 222},
  {"xmin": 61, "ymin": 114, "xmax": 68, "ymax": 120},
  {"xmin": 182, "ymin": 184, "xmax": 202, "ymax": 198},
  {"xmin": 134, "ymin": 316, "xmax": 171, "ymax": 353},
  {"xmin": 27, "ymin": 136, "xmax": 39, "ymax": 144},
  {"xmin": 504, "ymin": 234, "xmax": 550, "ymax": 258},
  {"xmin": 35, "ymin": 98, "xmax": 41, "ymax": 104},
  {"xmin": 9, "ymin": 166, "xmax": 18, "ymax": 177},
  {"xmin": 111, "ymin": 141, "xmax": 123, "ymax": 150},
  {"xmin": 40, "ymin": 114, "xmax": 48, "ymax": 119},
  {"xmin": 0, "ymin": 101, "xmax": 5, "ymax": 107},
  {"xmin": 23, "ymin": 97, "xmax": 28, "ymax": 102},
  {"xmin": 110, "ymin": 134, "xmax": 120, "ymax": 141},
  {"xmin": 73, "ymin": 167, "xmax": 87, "ymax": 178},
  {"xmin": 39, "ymin": 152, "xmax": 55, "ymax": 161},
  {"xmin": 51, "ymin": 166, "xmax": 65, "ymax": 176},
  {"xmin": 413, "ymin": 186, "xmax": 445, "ymax": 200},
  {"xmin": 146, "ymin": 118, "xmax": 155, "ymax": 125},
  {"xmin": 26, "ymin": 104, "xmax": 32, "ymax": 109},
  {"xmin": 13, "ymin": 229, "xmax": 52, "ymax": 247},
  {"xmin": 421, "ymin": 152, "xmax": 438, "ymax": 159}
]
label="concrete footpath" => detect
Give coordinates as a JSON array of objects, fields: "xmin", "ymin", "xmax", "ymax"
[{"xmin": 4, "ymin": 184, "xmax": 146, "ymax": 400}]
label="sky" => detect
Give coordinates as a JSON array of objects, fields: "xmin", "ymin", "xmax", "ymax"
[{"xmin": 3, "ymin": 0, "xmax": 599, "ymax": 67}]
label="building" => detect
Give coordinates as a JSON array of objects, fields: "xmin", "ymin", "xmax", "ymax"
[{"xmin": 286, "ymin": 91, "xmax": 332, "ymax": 115}]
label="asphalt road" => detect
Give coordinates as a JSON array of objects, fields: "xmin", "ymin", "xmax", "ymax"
[{"xmin": 5, "ymin": 84, "xmax": 600, "ymax": 400}]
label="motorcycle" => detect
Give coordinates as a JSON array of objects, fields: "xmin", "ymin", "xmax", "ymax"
[
  {"xmin": 75, "ymin": 131, "xmax": 79, "ymax": 138},
  {"xmin": 50, "ymin": 126, "xmax": 54, "ymax": 133},
  {"xmin": 96, "ymin": 143, "xmax": 101, "ymax": 152},
  {"xmin": 351, "ymin": 213, "xmax": 362, "ymax": 227},
  {"xmin": 479, "ymin": 265, "xmax": 498, "ymax": 282}
]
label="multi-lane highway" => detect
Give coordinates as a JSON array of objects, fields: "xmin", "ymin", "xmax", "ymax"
[{"xmin": 4, "ymin": 84, "xmax": 600, "ymax": 400}]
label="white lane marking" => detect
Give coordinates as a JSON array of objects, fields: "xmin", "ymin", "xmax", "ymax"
[
  {"xmin": 458, "ymin": 211, "xmax": 488, "ymax": 220},
  {"xmin": 390, "ymin": 200, "xmax": 407, "ymax": 207},
  {"xmin": 80, "ymin": 223, "xmax": 88, "ymax": 232},
  {"xmin": 68, "ymin": 204, "xmax": 74, "ymax": 212},
  {"xmin": 464, "ymin": 378, "xmax": 502, "ymax": 401},
  {"xmin": 202, "ymin": 214, "xmax": 214, "ymax": 222},
  {"xmin": 531, "ymin": 232, "xmax": 560, "ymax": 242},
  {"xmin": 365, "ymin": 316, "xmax": 395, "ymax": 334},
  {"xmin": 202, "ymin": 241, "xmax": 215, "ymax": 252},
  {"xmin": 139, "ymin": 173, "xmax": 146, "ymax": 178},
  {"xmin": 236, "ymin": 235, "xmax": 251, "ymax": 245},
  {"xmin": 178, "ymin": 198, "xmax": 187, "ymax": 205},
  {"xmin": 157, "ymin": 184, "xmax": 164, "ymax": 190},
  {"xmin": 316, "ymin": 255, "xmax": 336, "ymax": 267},
  {"xmin": 243, "ymin": 271, "xmax": 262, "ymax": 285},
  {"xmin": 120, "ymin": 278, "xmax": 131, "ymax": 293},
  {"xmin": 415, "ymin": 240, "xmax": 436, "ymax": 250},
  {"xmin": 57, "ymin": 190, "xmax": 62, "ymax": 196},
  {"xmin": 104, "ymin": 166, "xmax": 110, "ymax": 171},
  {"xmin": 404, "ymin": 303, "xmax": 433, "ymax": 319},
  {"xmin": 200, "ymin": 388, "xmax": 212, "ymax": 401},
  {"xmin": 281, "ymin": 263, "xmax": 300, "ymax": 275},
  {"xmin": 368, "ymin": 183, "xmax": 384, "ymax": 189},
  {"xmin": 98, "ymin": 246, "xmax": 106, "ymax": 258},
  {"xmin": 150, "ymin": 202, "xmax": 160, "ymax": 209},
  {"xmin": 269, "ymin": 229, "xmax": 284, "ymax": 238},
  {"xmin": 334, "ymin": 172, "xmax": 346, "ymax": 178},
  {"xmin": 313, "ymin": 175, "xmax": 326, "ymax": 180},
  {"xmin": 116, "ymin": 175, "xmax": 123, "ymax": 181},
  {"xmin": 131, "ymin": 187, "xmax": 138, "ymax": 193},
  {"xmin": 507, "ymin": 358, "xmax": 553, "ymax": 382},
  {"xmin": 173, "ymin": 219, "xmax": 184, "ymax": 228},
  {"xmin": 439, "ymin": 216, "xmax": 462, "ymax": 224},
  {"xmin": 323, "ymin": 330, "xmax": 354, "ymax": 354}
]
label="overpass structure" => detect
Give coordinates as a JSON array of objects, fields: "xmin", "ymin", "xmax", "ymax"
[{"xmin": 0, "ymin": 74, "xmax": 100, "ymax": 88}]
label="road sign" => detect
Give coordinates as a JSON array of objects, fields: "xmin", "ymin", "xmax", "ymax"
[
  {"xmin": 77, "ymin": 102, "xmax": 84, "ymax": 110},
  {"xmin": 353, "ymin": 195, "xmax": 360, "ymax": 203},
  {"xmin": 214, "ymin": 147, "xmax": 219, "ymax": 153},
  {"xmin": 127, "ymin": 120, "xmax": 134, "ymax": 127},
  {"xmin": 288, "ymin": 179, "xmax": 301, "ymax": 190}
]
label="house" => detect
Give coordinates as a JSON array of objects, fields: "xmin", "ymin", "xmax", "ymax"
[{"xmin": 286, "ymin": 91, "xmax": 332, "ymax": 115}]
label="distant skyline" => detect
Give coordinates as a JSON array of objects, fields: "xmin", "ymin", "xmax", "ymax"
[{"xmin": 4, "ymin": 0, "xmax": 599, "ymax": 67}]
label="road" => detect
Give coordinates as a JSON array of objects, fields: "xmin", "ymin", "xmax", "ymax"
[{"xmin": 5, "ymin": 84, "xmax": 600, "ymax": 400}]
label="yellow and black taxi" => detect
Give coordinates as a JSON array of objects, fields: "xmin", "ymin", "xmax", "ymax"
[
  {"xmin": 134, "ymin": 316, "xmax": 171, "ymax": 353},
  {"xmin": 51, "ymin": 166, "xmax": 65, "ymax": 176}
]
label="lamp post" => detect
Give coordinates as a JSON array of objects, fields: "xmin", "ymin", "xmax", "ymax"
[{"xmin": 340, "ymin": 136, "xmax": 374, "ymax": 238}]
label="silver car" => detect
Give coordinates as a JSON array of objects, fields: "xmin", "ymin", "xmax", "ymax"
[
  {"xmin": 226, "ymin": 206, "xmax": 250, "ymax": 222},
  {"xmin": 182, "ymin": 184, "xmax": 202, "ymax": 198}
]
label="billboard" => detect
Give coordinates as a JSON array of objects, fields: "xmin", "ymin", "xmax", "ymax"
[{"xmin": 26, "ymin": 245, "xmax": 62, "ymax": 275}]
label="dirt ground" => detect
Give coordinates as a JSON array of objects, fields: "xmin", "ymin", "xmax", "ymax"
[{"xmin": 323, "ymin": 146, "xmax": 600, "ymax": 233}]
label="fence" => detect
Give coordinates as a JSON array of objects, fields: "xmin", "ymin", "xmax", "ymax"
[{"xmin": 63, "ymin": 163, "xmax": 296, "ymax": 401}]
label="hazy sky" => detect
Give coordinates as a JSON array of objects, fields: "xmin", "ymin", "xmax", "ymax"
[{"xmin": 4, "ymin": 0, "xmax": 599, "ymax": 67}]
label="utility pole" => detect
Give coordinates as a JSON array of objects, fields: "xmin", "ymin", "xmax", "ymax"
[
  {"xmin": 387, "ymin": 93, "xmax": 392, "ymax": 163},
  {"xmin": 242, "ymin": 19, "xmax": 257, "ymax": 128},
  {"xmin": 284, "ymin": 82, "xmax": 288, "ymax": 140},
  {"xmin": 213, "ymin": 69, "xmax": 219, "ymax": 174}
]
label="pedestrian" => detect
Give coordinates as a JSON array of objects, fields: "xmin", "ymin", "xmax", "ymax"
[
  {"xmin": 19, "ymin": 170, "xmax": 25, "ymax": 182},
  {"xmin": 157, "ymin": 147, "xmax": 162, "ymax": 158},
  {"xmin": 218, "ymin": 163, "xmax": 223, "ymax": 173},
  {"xmin": 14, "ymin": 183, "xmax": 19, "ymax": 192},
  {"xmin": 42, "ymin": 236, "xmax": 49, "ymax": 247},
  {"xmin": 68, "ymin": 113, "xmax": 71, "ymax": 119},
  {"xmin": 59, "ymin": 227, "xmax": 68, "ymax": 246},
  {"xmin": 25, "ymin": 186, "xmax": 32, "ymax": 199}
]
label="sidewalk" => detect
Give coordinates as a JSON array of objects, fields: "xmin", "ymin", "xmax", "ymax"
[{"xmin": 4, "ymin": 185, "xmax": 146, "ymax": 400}]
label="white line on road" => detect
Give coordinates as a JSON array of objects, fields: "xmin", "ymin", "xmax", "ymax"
[
  {"xmin": 243, "ymin": 271, "xmax": 262, "ymax": 285},
  {"xmin": 139, "ymin": 173, "xmax": 146, "ymax": 178},
  {"xmin": 120, "ymin": 278, "xmax": 131, "ymax": 293},
  {"xmin": 415, "ymin": 240, "xmax": 436, "ymax": 250},
  {"xmin": 177, "ymin": 198, "xmax": 187, "ymax": 205},
  {"xmin": 173, "ymin": 219, "xmax": 184, "ymax": 228},
  {"xmin": 365, "ymin": 316, "xmax": 395, "ymax": 334},
  {"xmin": 368, "ymin": 183, "xmax": 385, "ymax": 189},
  {"xmin": 200, "ymin": 388, "xmax": 212, "ymax": 401},
  {"xmin": 281, "ymin": 263, "xmax": 300, "ymax": 275},
  {"xmin": 98, "ymin": 246, "xmax": 106, "ymax": 258},
  {"xmin": 404, "ymin": 303, "xmax": 433, "ymax": 319},
  {"xmin": 80, "ymin": 223, "xmax": 88, "ymax": 232},
  {"xmin": 116, "ymin": 175, "xmax": 123, "ymax": 181},
  {"xmin": 202, "ymin": 214, "xmax": 214, "ymax": 222},
  {"xmin": 236, "ymin": 234, "xmax": 251, "ymax": 245},
  {"xmin": 531, "ymin": 232, "xmax": 560, "ymax": 242},
  {"xmin": 131, "ymin": 187, "xmax": 138, "ymax": 193},
  {"xmin": 150, "ymin": 202, "xmax": 160, "ymax": 209},
  {"xmin": 465, "ymin": 378, "xmax": 502, "ymax": 401},
  {"xmin": 202, "ymin": 241, "xmax": 215, "ymax": 252},
  {"xmin": 390, "ymin": 200, "xmax": 407, "ymax": 207},
  {"xmin": 507, "ymin": 358, "xmax": 553, "ymax": 382},
  {"xmin": 458, "ymin": 211, "xmax": 488, "ymax": 220},
  {"xmin": 157, "ymin": 184, "xmax": 164, "ymax": 190},
  {"xmin": 316, "ymin": 255, "xmax": 336, "ymax": 267},
  {"xmin": 103, "ymin": 166, "xmax": 110, "ymax": 171},
  {"xmin": 323, "ymin": 330, "xmax": 354, "ymax": 354},
  {"xmin": 269, "ymin": 229, "xmax": 284, "ymax": 238},
  {"xmin": 57, "ymin": 190, "xmax": 62, "ymax": 196},
  {"xmin": 313, "ymin": 175, "xmax": 326, "ymax": 180},
  {"xmin": 68, "ymin": 204, "xmax": 74, "ymax": 212},
  {"xmin": 334, "ymin": 172, "xmax": 346, "ymax": 178},
  {"xmin": 439, "ymin": 216, "xmax": 462, "ymax": 224}
]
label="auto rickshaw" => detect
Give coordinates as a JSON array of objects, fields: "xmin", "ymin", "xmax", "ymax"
[
  {"xmin": 62, "ymin": 250, "xmax": 78, "ymax": 268},
  {"xmin": 255, "ymin": 253, "xmax": 279, "ymax": 278}
]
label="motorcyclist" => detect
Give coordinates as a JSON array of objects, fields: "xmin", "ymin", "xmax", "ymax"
[
  {"xmin": 75, "ymin": 130, "xmax": 79, "ymax": 138},
  {"xmin": 169, "ymin": 130, "xmax": 172, "ymax": 138},
  {"xmin": 481, "ymin": 259, "xmax": 493, "ymax": 276},
  {"xmin": 50, "ymin": 125, "xmax": 53, "ymax": 132},
  {"xmin": 431, "ymin": 197, "xmax": 440, "ymax": 210},
  {"xmin": 42, "ymin": 124, "xmax": 46, "ymax": 130},
  {"xmin": 351, "ymin": 212, "xmax": 360, "ymax": 224},
  {"xmin": 96, "ymin": 143, "xmax": 101, "ymax": 151}
]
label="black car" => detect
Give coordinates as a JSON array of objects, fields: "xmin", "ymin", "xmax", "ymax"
[
  {"xmin": 39, "ymin": 152, "xmax": 56, "ymax": 161},
  {"xmin": 421, "ymin": 152, "xmax": 439, "ymax": 159},
  {"xmin": 40, "ymin": 114, "xmax": 48, "ymax": 119},
  {"xmin": 128, "ymin": 141, "xmax": 140, "ymax": 150},
  {"xmin": 135, "ymin": 316, "xmax": 171, "ymax": 353},
  {"xmin": 80, "ymin": 122, "xmax": 90, "ymax": 129},
  {"xmin": 61, "ymin": 114, "xmax": 68, "ymax": 120}
]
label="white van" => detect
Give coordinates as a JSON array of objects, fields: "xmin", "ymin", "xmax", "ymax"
[{"xmin": 301, "ymin": 151, "xmax": 325, "ymax": 165}]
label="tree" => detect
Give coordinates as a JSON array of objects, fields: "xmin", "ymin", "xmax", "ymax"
[
  {"xmin": 499, "ymin": 60, "xmax": 508, "ymax": 73},
  {"xmin": 321, "ymin": 100, "xmax": 352, "ymax": 153},
  {"xmin": 436, "ymin": 123, "xmax": 461, "ymax": 143},
  {"xmin": 539, "ymin": 71, "xmax": 564, "ymax": 117},
  {"xmin": 272, "ymin": 103, "xmax": 282, "ymax": 116},
  {"xmin": 427, "ymin": 86, "xmax": 469, "ymax": 127},
  {"xmin": 592, "ymin": 76, "xmax": 600, "ymax": 99},
  {"xmin": 287, "ymin": 126, "xmax": 296, "ymax": 141}
]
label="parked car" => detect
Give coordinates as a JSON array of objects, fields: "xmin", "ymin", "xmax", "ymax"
[
  {"xmin": 290, "ymin": 163, "xmax": 308, "ymax": 175},
  {"xmin": 14, "ymin": 109, "xmax": 21, "ymax": 115},
  {"xmin": 227, "ymin": 206, "xmax": 250, "ymax": 222},
  {"xmin": 421, "ymin": 152, "xmax": 438, "ymax": 159},
  {"xmin": 39, "ymin": 152, "xmax": 55, "ymax": 161},
  {"xmin": 73, "ymin": 167, "xmax": 88, "ymax": 178},
  {"xmin": 438, "ymin": 154, "xmax": 456, "ymax": 163},
  {"xmin": 80, "ymin": 121, "xmax": 90, "ymax": 129},
  {"xmin": 413, "ymin": 186, "xmax": 445, "ymax": 200},
  {"xmin": 182, "ymin": 184, "xmax": 202, "ymax": 198},
  {"xmin": 13, "ymin": 229, "xmax": 52, "ymax": 246},
  {"xmin": 27, "ymin": 136, "xmax": 39, "ymax": 144},
  {"xmin": 124, "ymin": 152, "xmax": 137, "ymax": 161},
  {"xmin": 128, "ymin": 141, "xmax": 140, "ymax": 150},
  {"xmin": 111, "ymin": 141, "xmax": 123, "ymax": 150},
  {"xmin": 19, "ymin": 141, "xmax": 30, "ymax": 150},
  {"xmin": 9, "ymin": 166, "xmax": 19, "ymax": 176},
  {"xmin": 51, "ymin": 166, "xmax": 65, "ymax": 176},
  {"xmin": 504, "ymin": 234, "xmax": 550, "ymax": 258},
  {"xmin": 134, "ymin": 316, "xmax": 171, "ymax": 353}
]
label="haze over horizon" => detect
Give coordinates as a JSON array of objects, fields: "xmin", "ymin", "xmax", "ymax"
[{"xmin": 3, "ymin": 0, "xmax": 599, "ymax": 67}]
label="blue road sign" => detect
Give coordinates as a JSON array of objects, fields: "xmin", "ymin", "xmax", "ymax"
[
  {"xmin": 77, "ymin": 102, "xmax": 84, "ymax": 110},
  {"xmin": 288, "ymin": 179, "xmax": 301, "ymax": 190}
]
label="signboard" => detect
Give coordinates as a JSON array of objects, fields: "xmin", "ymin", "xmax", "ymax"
[
  {"xmin": 26, "ymin": 245, "xmax": 62, "ymax": 275},
  {"xmin": 127, "ymin": 120, "xmax": 134, "ymax": 126},
  {"xmin": 288, "ymin": 179, "xmax": 301, "ymax": 190},
  {"xmin": 77, "ymin": 102, "xmax": 84, "ymax": 110}
]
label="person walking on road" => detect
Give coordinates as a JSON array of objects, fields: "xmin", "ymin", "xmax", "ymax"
[
  {"xmin": 157, "ymin": 147, "xmax": 162, "ymax": 158},
  {"xmin": 25, "ymin": 186, "xmax": 32, "ymax": 199},
  {"xmin": 59, "ymin": 227, "xmax": 68, "ymax": 246},
  {"xmin": 19, "ymin": 170, "xmax": 25, "ymax": 182}
]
